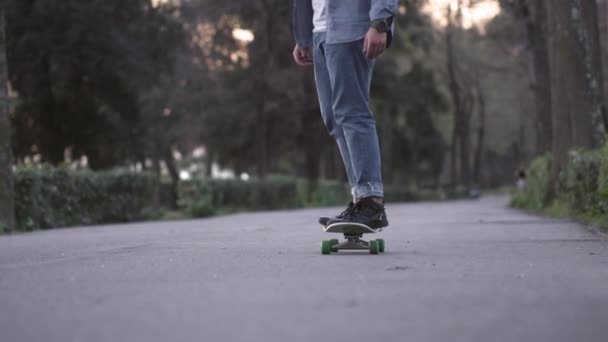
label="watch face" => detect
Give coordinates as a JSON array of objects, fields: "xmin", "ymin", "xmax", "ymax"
[{"xmin": 375, "ymin": 20, "xmax": 388, "ymax": 32}]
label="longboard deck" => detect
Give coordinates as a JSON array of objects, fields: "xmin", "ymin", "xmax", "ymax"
[
  {"xmin": 321, "ymin": 222, "xmax": 384, "ymax": 254},
  {"xmin": 323, "ymin": 222, "xmax": 380, "ymax": 235}
]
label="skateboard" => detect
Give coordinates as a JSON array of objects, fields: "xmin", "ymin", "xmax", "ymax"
[{"xmin": 321, "ymin": 222, "xmax": 385, "ymax": 255}]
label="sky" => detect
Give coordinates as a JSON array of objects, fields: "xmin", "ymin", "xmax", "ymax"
[
  {"xmin": 151, "ymin": 0, "xmax": 169, "ymax": 6},
  {"xmin": 424, "ymin": 0, "xmax": 501, "ymax": 31}
]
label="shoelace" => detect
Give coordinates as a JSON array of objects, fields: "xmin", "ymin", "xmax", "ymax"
[
  {"xmin": 339, "ymin": 202, "xmax": 355, "ymax": 217},
  {"xmin": 350, "ymin": 201, "xmax": 366, "ymax": 214},
  {"xmin": 351, "ymin": 199, "xmax": 383, "ymax": 215}
]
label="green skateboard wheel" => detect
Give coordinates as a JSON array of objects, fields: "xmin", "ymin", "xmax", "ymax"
[
  {"xmin": 369, "ymin": 240, "xmax": 379, "ymax": 255},
  {"xmin": 378, "ymin": 239, "xmax": 385, "ymax": 253},
  {"xmin": 321, "ymin": 240, "xmax": 332, "ymax": 255}
]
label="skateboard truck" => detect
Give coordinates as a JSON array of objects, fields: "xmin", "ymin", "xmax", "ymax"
[{"xmin": 321, "ymin": 223, "xmax": 385, "ymax": 255}]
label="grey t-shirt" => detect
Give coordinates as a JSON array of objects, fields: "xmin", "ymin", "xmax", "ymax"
[{"xmin": 312, "ymin": 0, "xmax": 327, "ymax": 32}]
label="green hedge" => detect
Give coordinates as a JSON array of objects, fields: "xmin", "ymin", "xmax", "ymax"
[
  {"xmin": 511, "ymin": 154, "xmax": 552, "ymax": 210},
  {"xmin": 562, "ymin": 150, "xmax": 603, "ymax": 214},
  {"xmin": 181, "ymin": 177, "xmax": 357, "ymax": 218},
  {"xmin": 296, "ymin": 179, "xmax": 350, "ymax": 207},
  {"xmin": 512, "ymin": 144, "xmax": 608, "ymax": 230},
  {"xmin": 12, "ymin": 166, "xmax": 474, "ymax": 231},
  {"xmin": 181, "ymin": 177, "xmax": 472, "ymax": 218},
  {"xmin": 15, "ymin": 166, "xmax": 156, "ymax": 231},
  {"xmin": 180, "ymin": 178, "xmax": 299, "ymax": 217}
]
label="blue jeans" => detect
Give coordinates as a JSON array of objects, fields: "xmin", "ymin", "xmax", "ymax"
[{"xmin": 312, "ymin": 32, "xmax": 384, "ymax": 200}]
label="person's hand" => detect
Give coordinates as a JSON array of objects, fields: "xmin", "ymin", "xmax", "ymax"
[
  {"xmin": 363, "ymin": 27, "xmax": 387, "ymax": 59},
  {"xmin": 293, "ymin": 45, "xmax": 313, "ymax": 66}
]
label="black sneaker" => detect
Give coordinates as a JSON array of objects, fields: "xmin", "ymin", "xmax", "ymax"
[
  {"xmin": 318, "ymin": 201, "xmax": 355, "ymax": 226},
  {"xmin": 327, "ymin": 197, "xmax": 388, "ymax": 229}
]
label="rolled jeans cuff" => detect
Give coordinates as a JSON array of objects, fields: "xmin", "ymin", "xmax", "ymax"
[{"xmin": 352, "ymin": 182, "xmax": 384, "ymax": 201}]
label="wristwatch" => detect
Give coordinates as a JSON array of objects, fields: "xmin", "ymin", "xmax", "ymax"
[{"xmin": 370, "ymin": 17, "xmax": 393, "ymax": 33}]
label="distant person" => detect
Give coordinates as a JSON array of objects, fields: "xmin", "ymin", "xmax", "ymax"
[
  {"xmin": 516, "ymin": 169, "xmax": 527, "ymax": 192},
  {"xmin": 292, "ymin": 0, "xmax": 398, "ymax": 229}
]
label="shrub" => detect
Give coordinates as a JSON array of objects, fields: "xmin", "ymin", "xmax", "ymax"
[
  {"xmin": 181, "ymin": 178, "xmax": 299, "ymax": 212},
  {"xmin": 15, "ymin": 165, "xmax": 156, "ymax": 230},
  {"xmin": 180, "ymin": 177, "xmax": 471, "ymax": 214},
  {"xmin": 511, "ymin": 154, "xmax": 552, "ymax": 210},
  {"xmin": 186, "ymin": 194, "xmax": 216, "ymax": 218},
  {"xmin": 511, "ymin": 145, "xmax": 608, "ymax": 231},
  {"xmin": 296, "ymin": 179, "xmax": 350, "ymax": 207},
  {"xmin": 562, "ymin": 149, "xmax": 602, "ymax": 214},
  {"xmin": 595, "ymin": 142, "xmax": 608, "ymax": 212},
  {"xmin": 383, "ymin": 186, "xmax": 418, "ymax": 202}
]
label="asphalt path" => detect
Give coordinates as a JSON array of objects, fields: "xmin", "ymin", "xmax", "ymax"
[{"xmin": 1, "ymin": 196, "xmax": 607, "ymax": 342}]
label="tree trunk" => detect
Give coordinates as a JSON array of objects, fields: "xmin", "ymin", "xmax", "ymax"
[
  {"xmin": 600, "ymin": 0, "xmax": 608, "ymax": 117},
  {"xmin": 446, "ymin": 3, "xmax": 472, "ymax": 188},
  {"xmin": 473, "ymin": 77, "xmax": 486, "ymax": 187},
  {"xmin": 583, "ymin": 0, "xmax": 607, "ymax": 134},
  {"xmin": 459, "ymin": 90, "xmax": 473, "ymax": 189},
  {"xmin": 164, "ymin": 146, "xmax": 179, "ymax": 210},
  {"xmin": 255, "ymin": 90, "xmax": 269, "ymax": 179},
  {"xmin": 449, "ymin": 129, "xmax": 458, "ymax": 186},
  {"xmin": 205, "ymin": 149, "xmax": 214, "ymax": 178},
  {"xmin": 151, "ymin": 123, "xmax": 162, "ymax": 210},
  {"xmin": 525, "ymin": 0, "xmax": 553, "ymax": 154},
  {"xmin": 499, "ymin": 0, "xmax": 554, "ymax": 154},
  {"xmin": 447, "ymin": 6, "xmax": 460, "ymax": 186},
  {"xmin": 0, "ymin": 10, "xmax": 15, "ymax": 233},
  {"xmin": 545, "ymin": 0, "xmax": 602, "ymax": 195}
]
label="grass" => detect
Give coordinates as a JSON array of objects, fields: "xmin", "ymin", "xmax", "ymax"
[{"xmin": 513, "ymin": 197, "xmax": 608, "ymax": 234}]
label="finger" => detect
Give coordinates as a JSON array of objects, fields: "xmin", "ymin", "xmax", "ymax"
[
  {"xmin": 294, "ymin": 50, "xmax": 304, "ymax": 65},
  {"xmin": 300, "ymin": 48, "xmax": 313, "ymax": 64},
  {"xmin": 378, "ymin": 40, "xmax": 387, "ymax": 56},
  {"xmin": 368, "ymin": 42, "xmax": 376, "ymax": 59},
  {"xmin": 369, "ymin": 43, "xmax": 379, "ymax": 59},
  {"xmin": 295, "ymin": 52, "xmax": 308, "ymax": 66},
  {"xmin": 366, "ymin": 43, "xmax": 374, "ymax": 59},
  {"xmin": 374, "ymin": 42, "xmax": 385, "ymax": 58},
  {"xmin": 295, "ymin": 48, "xmax": 311, "ymax": 66},
  {"xmin": 376, "ymin": 44, "xmax": 385, "ymax": 58},
  {"xmin": 305, "ymin": 48, "xmax": 313, "ymax": 63},
  {"xmin": 298, "ymin": 49, "xmax": 307, "ymax": 63}
]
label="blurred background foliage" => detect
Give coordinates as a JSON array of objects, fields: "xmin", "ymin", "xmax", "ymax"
[
  {"xmin": 5, "ymin": 0, "xmax": 531, "ymax": 182},
  {"xmin": 2, "ymin": 0, "xmax": 608, "ymax": 230}
]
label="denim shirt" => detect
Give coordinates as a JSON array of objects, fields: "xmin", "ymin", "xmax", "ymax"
[{"xmin": 293, "ymin": 0, "xmax": 398, "ymax": 48}]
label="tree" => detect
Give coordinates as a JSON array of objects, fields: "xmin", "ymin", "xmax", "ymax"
[
  {"xmin": 0, "ymin": 8, "xmax": 15, "ymax": 232},
  {"xmin": 472, "ymin": 71, "xmax": 486, "ymax": 186},
  {"xmin": 371, "ymin": 0, "xmax": 448, "ymax": 187},
  {"xmin": 191, "ymin": 0, "xmax": 329, "ymax": 179},
  {"xmin": 544, "ymin": 0, "xmax": 606, "ymax": 185},
  {"xmin": 500, "ymin": 0, "xmax": 553, "ymax": 154},
  {"xmin": 598, "ymin": 0, "xmax": 608, "ymax": 125},
  {"xmin": 6, "ymin": 0, "xmax": 184, "ymax": 168},
  {"xmin": 187, "ymin": 0, "xmax": 449, "ymax": 187},
  {"xmin": 446, "ymin": 2, "xmax": 474, "ymax": 189}
]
